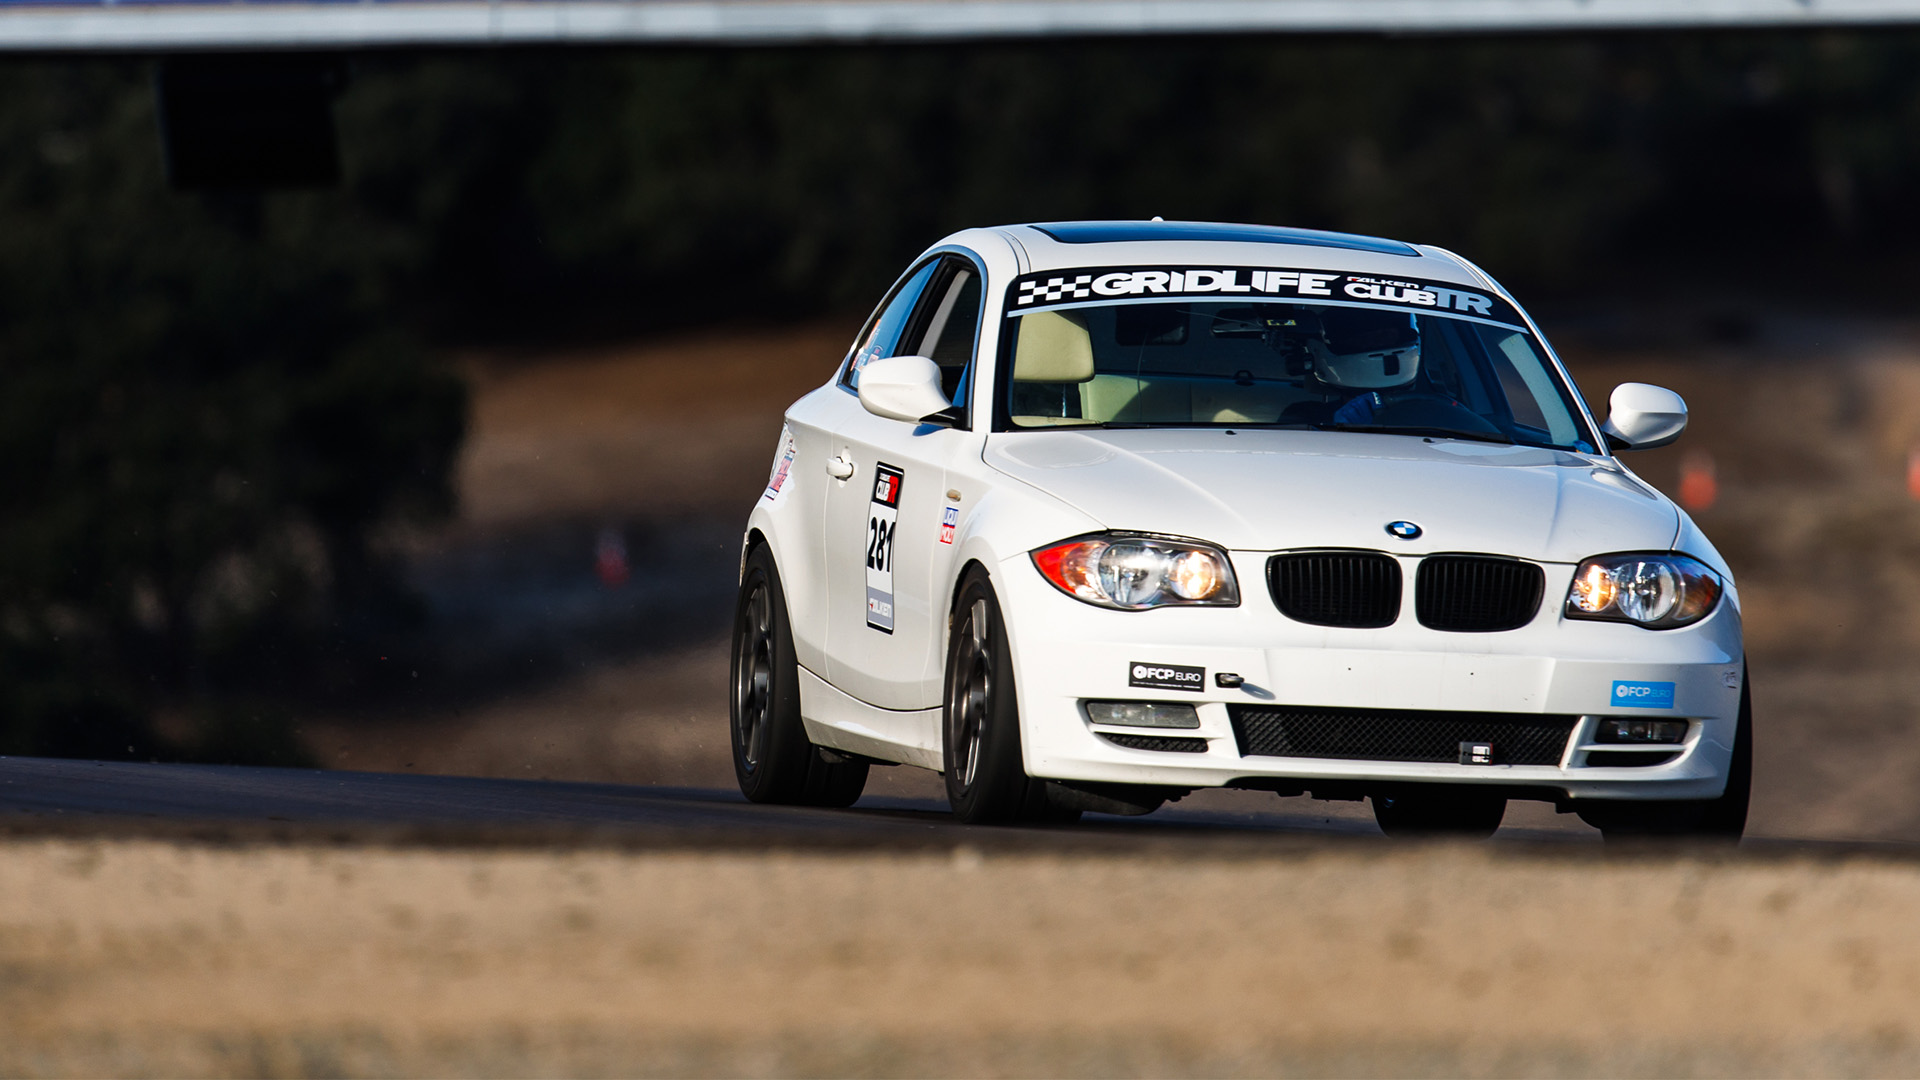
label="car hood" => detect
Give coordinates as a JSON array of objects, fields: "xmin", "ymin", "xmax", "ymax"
[{"xmin": 983, "ymin": 429, "xmax": 1679, "ymax": 563}]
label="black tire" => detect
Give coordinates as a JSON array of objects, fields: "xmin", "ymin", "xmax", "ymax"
[
  {"xmin": 942, "ymin": 571, "xmax": 1072, "ymax": 824},
  {"xmin": 1576, "ymin": 665, "xmax": 1752, "ymax": 842},
  {"xmin": 730, "ymin": 543, "xmax": 868, "ymax": 807},
  {"xmin": 1371, "ymin": 786, "xmax": 1507, "ymax": 839}
]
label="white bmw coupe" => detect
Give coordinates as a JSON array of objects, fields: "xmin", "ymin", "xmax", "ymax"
[{"xmin": 732, "ymin": 220, "xmax": 1748, "ymax": 840}]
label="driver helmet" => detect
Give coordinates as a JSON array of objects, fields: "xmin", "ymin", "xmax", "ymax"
[{"xmin": 1308, "ymin": 308, "xmax": 1421, "ymax": 390}]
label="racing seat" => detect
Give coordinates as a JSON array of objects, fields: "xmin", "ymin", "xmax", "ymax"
[{"xmin": 1010, "ymin": 310, "xmax": 1097, "ymax": 426}]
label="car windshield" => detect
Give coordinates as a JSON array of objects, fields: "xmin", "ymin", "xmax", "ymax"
[{"xmin": 1001, "ymin": 296, "xmax": 1596, "ymax": 452}]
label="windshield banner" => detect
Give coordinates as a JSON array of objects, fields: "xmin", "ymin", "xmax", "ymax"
[{"xmin": 1007, "ymin": 266, "xmax": 1527, "ymax": 329}]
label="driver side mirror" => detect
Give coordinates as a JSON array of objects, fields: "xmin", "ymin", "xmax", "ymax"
[
  {"xmin": 1601, "ymin": 382, "xmax": 1688, "ymax": 451},
  {"xmin": 858, "ymin": 355, "xmax": 953, "ymax": 425}
]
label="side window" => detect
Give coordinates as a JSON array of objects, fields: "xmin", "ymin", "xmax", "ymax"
[
  {"xmin": 903, "ymin": 262, "xmax": 982, "ymax": 404},
  {"xmin": 842, "ymin": 260, "xmax": 941, "ymax": 390}
]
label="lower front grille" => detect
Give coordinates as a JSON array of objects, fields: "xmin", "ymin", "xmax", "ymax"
[
  {"xmin": 1099, "ymin": 733, "xmax": 1210, "ymax": 753},
  {"xmin": 1230, "ymin": 705, "xmax": 1576, "ymax": 766}
]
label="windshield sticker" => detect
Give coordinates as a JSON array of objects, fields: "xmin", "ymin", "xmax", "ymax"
[
  {"xmin": 866, "ymin": 463, "xmax": 904, "ymax": 634},
  {"xmin": 1009, "ymin": 265, "xmax": 1524, "ymax": 329},
  {"xmin": 762, "ymin": 425, "xmax": 797, "ymax": 505}
]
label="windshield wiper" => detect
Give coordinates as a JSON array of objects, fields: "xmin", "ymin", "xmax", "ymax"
[{"xmin": 1321, "ymin": 423, "xmax": 1514, "ymax": 445}]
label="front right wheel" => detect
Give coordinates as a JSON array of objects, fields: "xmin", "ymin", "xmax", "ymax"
[{"xmin": 942, "ymin": 570, "xmax": 1073, "ymax": 825}]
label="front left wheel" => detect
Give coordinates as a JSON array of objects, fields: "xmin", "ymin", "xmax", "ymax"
[
  {"xmin": 1575, "ymin": 664, "xmax": 1752, "ymax": 842},
  {"xmin": 731, "ymin": 543, "xmax": 868, "ymax": 807}
]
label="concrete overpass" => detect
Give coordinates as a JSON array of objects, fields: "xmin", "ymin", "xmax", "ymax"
[{"xmin": 5, "ymin": 0, "xmax": 1920, "ymax": 53}]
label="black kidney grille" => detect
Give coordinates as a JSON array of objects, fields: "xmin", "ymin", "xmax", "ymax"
[
  {"xmin": 1268, "ymin": 552, "xmax": 1402, "ymax": 628},
  {"xmin": 1230, "ymin": 705, "xmax": 1576, "ymax": 766},
  {"xmin": 1415, "ymin": 555, "xmax": 1545, "ymax": 632},
  {"xmin": 1098, "ymin": 733, "xmax": 1210, "ymax": 754}
]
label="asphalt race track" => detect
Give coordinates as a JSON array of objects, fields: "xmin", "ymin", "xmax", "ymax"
[
  {"xmin": 0, "ymin": 754, "xmax": 1607, "ymax": 851},
  {"xmin": 21, "ymin": 754, "xmax": 1920, "ymax": 858}
]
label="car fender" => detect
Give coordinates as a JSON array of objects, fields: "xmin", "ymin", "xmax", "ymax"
[
  {"xmin": 743, "ymin": 418, "xmax": 834, "ymax": 674},
  {"xmin": 1671, "ymin": 507, "xmax": 1742, "ymax": 633},
  {"xmin": 928, "ymin": 479, "xmax": 1100, "ymax": 767},
  {"xmin": 942, "ymin": 478, "xmax": 1101, "ymax": 618},
  {"xmin": 1672, "ymin": 506, "xmax": 1734, "ymax": 583}
]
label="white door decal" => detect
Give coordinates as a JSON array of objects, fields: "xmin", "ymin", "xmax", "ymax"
[{"xmin": 866, "ymin": 463, "xmax": 904, "ymax": 633}]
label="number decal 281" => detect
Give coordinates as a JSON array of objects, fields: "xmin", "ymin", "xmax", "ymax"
[
  {"xmin": 865, "ymin": 463, "xmax": 905, "ymax": 634},
  {"xmin": 866, "ymin": 516, "xmax": 893, "ymax": 572}
]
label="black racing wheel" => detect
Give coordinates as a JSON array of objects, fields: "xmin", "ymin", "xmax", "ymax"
[
  {"xmin": 943, "ymin": 570, "xmax": 1076, "ymax": 825},
  {"xmin": 730, "ymin": 543, "xmax": 868, "ymax": 807}
]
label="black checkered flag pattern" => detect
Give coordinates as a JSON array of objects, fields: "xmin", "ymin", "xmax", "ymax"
[{"xmin": 1016, "ymin": 274, "xmax": 1095, "ymax": 305}]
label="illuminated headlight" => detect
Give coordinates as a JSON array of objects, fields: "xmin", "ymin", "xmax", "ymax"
[
  {"xmin": 1565, "ymin": 553, "xmax": 1723, "ymax": 629},
  {"xmin": 1086, "ymin": 701, "xmax": 1202, "ymax": 729},
  {"xmin": 1031, "ymin": 534, "xmax": 1239, "ymax": 610}
]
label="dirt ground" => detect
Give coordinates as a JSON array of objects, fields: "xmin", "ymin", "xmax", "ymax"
[
  {"xmin": 7, "ymin": 837, "xmax": 1920, "ymax": 1077},
  {"xmin": 306, "ymin": 313, "xmax": 1920, "ymax": 842}
]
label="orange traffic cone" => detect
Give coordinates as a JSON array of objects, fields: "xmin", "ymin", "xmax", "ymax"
[
  {"xmin": 595, "ymin": 527, "xmax": 630, "ymax": 589},
  {"xmin": 1679, "ymin": 451, "xmax": 1718, "ymax": 512}
]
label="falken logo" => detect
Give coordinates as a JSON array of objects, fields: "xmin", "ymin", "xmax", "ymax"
[
  {"xmin": 1611, "ymin": 680, "xmax": 1676, "ymax": 709},
  {"xmin": 1129, "ymin": 661, "xmax": 1205, "ymax": 692}
]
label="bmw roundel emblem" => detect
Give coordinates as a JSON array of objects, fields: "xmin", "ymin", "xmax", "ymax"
[{"xmin": 1385, "ymin": 520, "xmax": 1423, "ymax": 540}]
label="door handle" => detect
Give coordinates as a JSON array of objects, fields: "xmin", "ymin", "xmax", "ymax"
[{"xmin": 825, "ymin": 454, "xmax": 855, "ymax": 480}]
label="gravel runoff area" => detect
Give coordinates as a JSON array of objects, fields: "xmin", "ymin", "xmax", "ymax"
[{"xmin": 5, "ymin": 836, "xmax": 1920, "ymax": 1077}]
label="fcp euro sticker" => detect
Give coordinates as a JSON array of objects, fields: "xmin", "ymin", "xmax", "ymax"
[{"xmin": 1610, "ymin": 680, "xmax": 1676, "ymax": 709}]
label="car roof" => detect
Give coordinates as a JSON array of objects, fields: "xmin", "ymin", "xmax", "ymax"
[
  {"xmin": 1028, "ymin": 220, "xmax": 1420, "ymax": 256},
  {"xmin": 991, "ymin": 219, "xmax": 1491, "ymax": 289}
]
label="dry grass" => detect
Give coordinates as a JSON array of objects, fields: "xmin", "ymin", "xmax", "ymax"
[
  {"xmin": 6, "ymin": 837, "xmax": 1920, "ymax": 1077},
  {"xmin": 453, "ymin": 324, "xmax": 858, "ymax": 528}
]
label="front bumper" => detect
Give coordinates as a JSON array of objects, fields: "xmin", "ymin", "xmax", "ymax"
[{"xmin": 999, "ymin": 550, "xmax": 1745, "ymax": 804}]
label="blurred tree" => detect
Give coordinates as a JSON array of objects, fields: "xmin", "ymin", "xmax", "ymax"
[
  {"xmin": 0, "ymin": 62, "xmax": 463, "ymax": 760},
  {"xmin": 355, "ymin": 32, "xmax": 1920, "ymax": 335},
  {"xmin": 7, "ymin": 31, "xmax": 1920, "ymax": 760}
]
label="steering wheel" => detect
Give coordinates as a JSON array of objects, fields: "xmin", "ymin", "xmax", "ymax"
[{"xmin": 1368, "ymin": 393, "xmax": 1506, "ymax": 437}]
